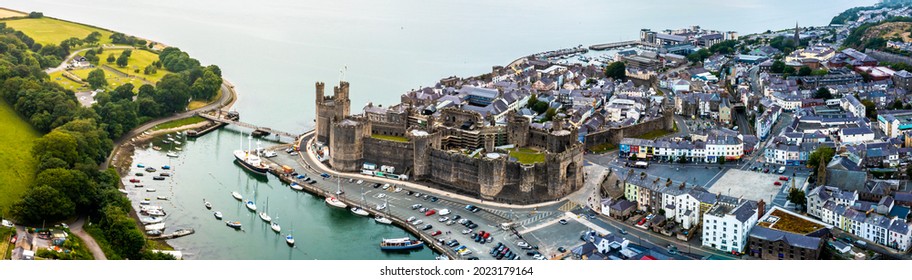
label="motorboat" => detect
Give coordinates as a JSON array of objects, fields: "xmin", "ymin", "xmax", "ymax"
[
  {"xmin": 146, "ymin": 188, "xmax": 156, "ymax": 192},
  {"xmin": 145, "ymin": 167, "xmax": 157, "ymax": 172},
  {"xmin": 324, "ymin": 196, "xmax": 347, "ymax": 209},
  {"xmin": 144, "ymin": 209, "xmax": 166, "ymax": 216},
  {"xmin": 118, "ymin": 189, "xmax": 128, "ymax": 195},
  {"xmin": 146, "ymin": 230, "xmax": 162, "ymax": 236},
  {"xmin": 145, "ymin": 223, "xmax": 166, "ymax": 231},
  {"xmin": 134, "ymin": 184, "xmax": 144, "ymax": 188},
  {"xmin": 226, "ymin": 221, "xmax": 242, "ymax": 229},
  {"xmin": 290, "ymin": 182, "xmax": 304, "ymax": 191},
  {"xmin": 161, "ymin": 165, "xmax": 171, "ymax": 170},
  {"xmin": 374, "ymin": 216, "xmax": 392, "ymax": 225},
  {"xmin": 139, "ymin": 200, "xmax": 151, "ymax": 205},
  {"xmin": 214, "ymin": 211, "xmax": 223, "ymax": 220},
  {"xmin": 350, "ymin": 207, "xmax": 369, "ymax": 217},
  {"xmin": 232, "ymin": 192, "xmax": 243, "ymax": 200},
  {"xmin": 156, "ymin": 196, "xmax": 168, "ymax": 200},
  {"xmin": 234, "ymin": 135, "xmax": 269, "ymax": 175},
  {"xmin": 166, "ymin": 152, "xmax": 178, "ymax": 158},
  {"xmin": 379, "ymin": 237, "xmax": 424, "ymax": 251},
  {"xmin": 153, "ymin": 176, "xmax": 165, "ymax": 180},
  {"xmin": 245, "ymin": 200, "xmax": 257, "ymax": 211},
  {"xmin": 152, "ymin": 146, "xmax": 161, "ymax": 151},
  {"xmin": 140, "ymin": 216, "xmax": 164, "ymax": 225},
  {"xmin": 205, "ymin": 201, "xmax": 212, "ymax": 210}
]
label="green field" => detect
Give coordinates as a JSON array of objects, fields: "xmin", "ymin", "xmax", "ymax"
[
  {"xmin": 69, "ymin": 68, "xmax": 148, "ymax": 92},
  {"xmin": 48, "ymin": 71, "xmax": 88, "ymax": 91},
  {"xmin": 371, "ymin": 134, "xmax": 410, "ymax": 143},
  {"xmin": 2, "ymin": 17, "xmax": 113, "ymax": 46},
  {"xmin": 152, "ymin": 116, "xmax": 207, "ymax": 131},
  {"xmin": 0, "ymin": 100, "xmax": 39, "ymax": 216},
  {"xmin": 509, "ymin": 147, "xmax": 545, "ymax": 164},
  {"xmin": 81, "ymin": 49, "xmax": 169, "ymax": 83}
]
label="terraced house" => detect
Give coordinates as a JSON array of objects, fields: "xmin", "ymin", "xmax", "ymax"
[{"xmin": 807, "ymin": 185, "xmax": 912, "ymax": 251}]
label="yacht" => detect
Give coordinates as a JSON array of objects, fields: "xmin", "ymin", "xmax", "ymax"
[
  {"xmin": 166, "ymin": 152, "xmax": 178, "ymax": 158},
  {"xmin": 325, "ymin": 196, "xmax": 347, "ymax": 209},
  {"xmin": 204, "ymin": 201, "xmax": 212, "ymax": 210},
  {"xmin": 232, "ymin": 192, "xmax": 243, "ymax": 200},
  {"xmin": 285, "ymin": 234, "xmax": 295, "ymax": 246},
  {"xmin": 245, "ymin": 200, "xmax": 257, "ymax": 211},
  {"xmin": 379, "ymin": 237, "xmax": 424, "ymax": 251},
  {"xmin": 259, "ymin": 198, "xmax": 272, "ymax": 222},
  {"xmin": 234, "ymin": 134, "xmax": 269, "ymax": 175},
  {"xmin": 374, "ymin": 215, "xmax": 392, "ymax": 225},
  {"xmin": 214, "ymin": 211, "xmax": 223, "ymax": 220},
  {"xmin": 350, "ymin": 207, "xmax": 369, "ymax": 217},
  {"xmin": 226, "ymin": 221, "xmax": 242, "ymax": 229},
  {"xmin": 271, "ymin": 221, "xmax": 281, "ymax": 233}
]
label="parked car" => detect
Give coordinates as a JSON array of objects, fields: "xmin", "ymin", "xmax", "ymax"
[
  {"xmin": 431, "ymin": 230, "xmax": 442, "ymax": 236},
  {"xmin": 356, "ymin": 180, "xmax": 363, "ymax": 184},
  {"xmin": 468, "ymin": 223, "xmax": 478, "ymax": 229},
  {"xmin": 425, "ymin": 209, "xmax": 437, "ymax": 216},
  {"xmin": 411, "ymin": 219, "xmax": 423, "ymax": 225},
  {"xmin": 422, "ymin": 224, "xmax": 433, "ymax": 230},
  {"xmin": 438, "ymin": 209, "xmax": 450, "ymax": 216},
  {"xmin": 372, "ymin": 183, "xmax": 382, "ymax": 188},
  {"xmin": 419, "ymin": 207, "xmax": 428, "ymax": 213},
  {"xmin": 619, "ymin": 229, "xmax": 628, "ymax": 235},
  {"xmin": 438, "ymin": 217, "xmax": 450, "ymax": 222},
  {"xmin": 559, "ymin": 219, "xmax": 568, "ymax": 225},
  {"xmin": 446, "ymin": 220, "xmax": 456, "ymax": 226},
  {"xmin": 411, "ymin": 204, "xmax": 422, "ymax": 210},
  {"xmin": 773, "ymin": 181, "xmax": 782, "ymax": 186},
  {"xmin": 558, "ymin": 247, "xmax": 566, "ymax": 253},
  {"xmin": 779, "ymin": 176, "xmax": 788, "ymax": 181},
  {"xmin": 430, "ymin": 197, "xmax": 439, "ymax": 202},
  {"xmin": 407, "ymin": 216, "xmax": 416, "ymax": 222}
]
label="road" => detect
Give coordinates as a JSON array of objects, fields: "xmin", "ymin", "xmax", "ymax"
[
  {"xmin": 44, "ymin": 45, "xmax": 136, "ymax": 74},
  {"xmin": 69, "ymin": 217, "xmax": 106, "ymax": 260}
]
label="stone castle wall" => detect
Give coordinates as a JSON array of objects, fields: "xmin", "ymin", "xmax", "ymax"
[
  {"xmin": 584, "ymin": 110, "xmax": 673, "ymax": 150},
  {"xmin": 362, "ymin": 137, "xmax": 415, "ymax": 174}
]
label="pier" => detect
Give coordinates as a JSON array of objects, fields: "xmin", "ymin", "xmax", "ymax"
[
  {"xmin": 588, "ymin": 40, "xmax": 657, "ymax": 50},
  {"xmin": 149, "ymin": 228, "xmax": 195, "ymax": 240},
  {"xmin": 197, "ymin": 110, "xmax": 300, "ymax": 142}
]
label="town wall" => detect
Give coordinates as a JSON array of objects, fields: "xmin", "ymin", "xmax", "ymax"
[
  {"xmin": 584, "ymin": 109, "xmax": 674, "ymax": 150},
  {"xmin": 361, "ymin": 137, "xmax": 415, "ymax": 174}
]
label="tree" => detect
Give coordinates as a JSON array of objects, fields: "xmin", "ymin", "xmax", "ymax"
[
  {"xmin": 861, "ymin": 99, "xmax": 877, "ymax": 119},
  {"xmin": 106, "ymin": 53, "xmax": 115, "ymax": 63},
  {"xmin": 115, "ymin": 52, "xmax": 129, "ymax": 67},
  {"xmin": 33, "ymin": 168, "xmax": 95, "ymax": 210},
  {"xmin": 32, "ymin": 130, "xmax": 79, "ymax": 167},
  {"xmin": 154, "ymin": 74, "xmax": 192, "ymax": 114},
  {"xmin": 544, "ymin": 107, "xmax": 557, "ymax": 122},
  {"xmin": 531, "ymin": 101, "xmax": 549, "ymax": 115},
  {"xmin": 890, "ymin": 100, "xmax": 904, "ymax": 110},
  {"xmin": 86, "ymin": 68, "xmax": 107, "ymax": 89},
  {"xmin": 807, "ymin": 145, "xmax": 835, "ymax": 169},
  {"xmin": 687, "ymin": 48, "xmax": 711, "ymax": 64},
  {"xmin": 12, "ymin": 185, "xmax": 75, "ymax": 224},
  {"xmin": 526, "ymin": 94, "xmax": 538, "ymax": 109},
  {"xmin": 84, "ymin": 31, "xmax": 102, "ymax": 45},
  {"xmin": 782, "ymin": 66, "xmax": 795, "ymax": 77},
  {"xmin": 814, "ymin": 87, "xmax": 833, "ymax": 99},
  {"xmin": 770, "ymin": 60, "xmax": 786, "ymax": 73},
  {"xmin": 798, "ymin": 66, "xmax": 812, "ymax": 76},
  {"xmin": 604, "ymin": 61, "xmax": 626, "ymax": 81},
  {"xmin": 787, "ymin": 187, "xmax": 807, "ymax": 212}
]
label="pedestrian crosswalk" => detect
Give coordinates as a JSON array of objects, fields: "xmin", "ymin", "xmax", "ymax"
[
  {"xmin": 517, "ymin": 211, "xmax": 557, "ymax": 226},
  {"xmin": 558, "ymin": 201, "xmax": 579, "ymax": 212}
]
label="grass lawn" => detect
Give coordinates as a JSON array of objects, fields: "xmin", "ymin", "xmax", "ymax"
[
  {"xmin": 509, "ymin": 147, "xmax": 545, "ymax": 164},
  {"xmin": 0, "ymin": 100, "xmax": 39, "ymax": 216},
  {"xmin": 371, "ymin": 134, "xmax": 410, "ymax": 143},
  {"xmin": 82, "ymin": 49, "xmax": 169, "ymax": 83},
  {"xmin": 1, "ymin": 17, "xmax": 113, "ymax": 46},
  {"xmin": 152, "ymin": 116, "xmax": 207, "ymax": 131},
  {"xmin": 69, "ymin": 68, "xmax": 147, "ymax": 92},
  {"xmin": 633, "ymin": 129, "xmax": 674, "ymax": 140},
  {"xmin": 588, "ymin": 143, "xmax": 617, "ymax": 154},
  {"xmin": 49, "ymin": 71, "xmax": 89, "ymax": 91},
  {"xmin": 0, "ymin": 8, "xmax": 25, "ymax": 19},
  {"xmin": 188, "ymin": 89, "xmax": 222, "ymax": 110}
]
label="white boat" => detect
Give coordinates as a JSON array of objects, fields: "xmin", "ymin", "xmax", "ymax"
[
  {"xmin": 259, "ymin": 198, "xmax": 272, "ymax": 222},
  {"xmin": 145, "ymin": 223, "xmax": 166, "ymax": 231},
  {"xmin": 285, "ymin": 234, "xmax": 295, "ymax": 246},
  {"xmin": 374, "ymin": 216, "xmax": 392, "ymax": 225},
  {"xmin": 140, "ymin": 217, "xmax": 164, "ymax": 225},
  {"xmin": 325, "ymin": 196, "xmax": 347, "ymax": 209},
  {"xmin": 139, "ymin": 200, "xmax": 151, "ymax": 205},
  {"xmin": 271, "ymin": 221, "xmax": 281, "ymax": 233},
  {"xmin": 205, "ymin": 201, "xmax": 212, "ymax": 209},
  {"xmin": 140, "ymin": 205, "xmax": 163, "ymax": 212},
  {"xmin": 232, "ymin": 192, "xmax": 243, "ymax": 200},
  {"xmin": 174, "ymin": 141, "xmax": 182, "ymax": 145},
  {"xmin": 166, "ymin": 152, "xmax": 179, "ymax": 158},
  {"xmin": 156, "ymin": 196, "xmax": 168, "ymax": 200},
  {"xmin": 144, "ymin": 209, "xmax": 166, "ymax": 216},
  {"xmin": 290, "ymin": 182, "xmax": 304, "ymax": 191},
  {"xmin": 245, "ymin": 200, "xmax": 257, "ymax": 211},
  {"xmin": 146, "ymin": 188, "xmax": 156, "ymax": 192},
  {"xmin": 234, "ymin": 135, "xmax": 269, "ymax": 175},
  {"xmin": 350, "ymin": 207, "xmax": 369, "ymax": 216},
  {"xmin": 118, "ymin": 189, "xmax": 128, "ymax": 194},
  {"xmin": 214, "ymin": 211, "xmax": 223, "ymax": 220},
  {"xmin": 175, "ymin": 147, "xmax": 182, "ymax": 151}
]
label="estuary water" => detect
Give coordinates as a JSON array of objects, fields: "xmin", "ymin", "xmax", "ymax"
[{"xmin": 4, "ymin": 0, "xmax": 875, "ymax": 259}]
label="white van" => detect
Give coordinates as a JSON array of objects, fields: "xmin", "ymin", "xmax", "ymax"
[{"xmin": 777, "ymin": 166, "xmax": 786, "ymax": 174}]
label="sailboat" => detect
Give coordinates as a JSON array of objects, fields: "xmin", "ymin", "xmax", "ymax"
[
  {"xmin": 259, "ymin": 197, "xmax": 272, "ymax": 222},
  {"xmin": 232, "ymin": 191, "xmax": 243, "ymax": 200},
  {"xmin": 374, "ymin": 195, "xmax": 392, "ymax": 225},
  {"xmin": 285, "ymin": 224, "xmax": 295, "ymax": 246},
  {"xmin": 325, "ymin": 177, "xmax": 348, "ymax": 209},
  {"xmin": 246, "ymin": 200, "xmax": 257, "ymax": 211},
  {"xmin": 350, "ymin": 185, "xmax": 369, "ymax": 216},
  {"xmin": 270, "ymin": 216, "xmax": 281, "ymax": 233}
]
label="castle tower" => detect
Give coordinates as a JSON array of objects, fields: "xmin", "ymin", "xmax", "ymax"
[
  {"xmin": 315, "ymin": 81, "xmax": 352, "ymax": 144},
  {"xmin": 507, "ymin": 113, "xmax": 530, "ymax": 147},
  {"xmin": 329, "ymin": 119, "xmax": 364, "ymax": 172}
]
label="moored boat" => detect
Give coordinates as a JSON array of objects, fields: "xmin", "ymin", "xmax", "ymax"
[
  {"xmin": 140, "ymin": 216, "xmax": 164, "ymax": 224},
  {"xmin": 245, "ymin": 200, "xmax": 257, "ymax": 211},
  {"xmin": 166, "ymin": 152, "xmax": 179, "ymax": 158},
  {"xmin": 214, "ymin": 211, "xmax": 223, "ymax": 220},
  {"xmin": 226, "ymin": 221, "xmax": 242, "ymax": 229},
  {"xmin": 325, "ymin": 196, "xmax": 347, "ymax": 209},
  {"xmin": 350, "ymin": 207, "xmax": 369, "ymax": 217},
  {"xmin": 285, "ymin": 234, "xmax": 295, "ymax": 246},
  {"xmin": 271, "ymin": 221, "xmax": 281, "ymax": 233},
  {"xmin": 290, "ymin": 182, "xmax": 304, "ymax": 191},
  {"xmin": 374, "ymin": 216, "xmax": 392, "ymax": 225},
  {"xmin": 146, "ymin": 230, "xmax": 163, "ymax": 236},
  {"xmin": 379, "ymin": 237, "xmax": 424, "ymax": 251},
  {"xmin": 146, "ymin": 188, "xmax": 156, "ymax": 192},
  {"xmin": 205, "ymin": 201, "xmax": 212, "ymax": 209},
  {"xmin": 145, "ymin": 222, "xmax": 166, "ymax": 231},
  {"xmin": 232, "ymin": 191, "xmax": 243, "ymax": 200},
  {"xmin": 259, "ymin": 212, "xmax": 271, "ymax": 222},
  {"xmin": 157, "ymin": 196, "xmax": 168, "ymax": 200}
]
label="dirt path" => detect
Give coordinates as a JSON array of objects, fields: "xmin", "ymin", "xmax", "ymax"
[{"xmin": 70, "ymin": 218, "xmax": 106, "ymax": 260}]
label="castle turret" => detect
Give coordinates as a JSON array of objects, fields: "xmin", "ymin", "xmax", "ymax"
[
  {"xmin": 315, "ymin": 81, "xmax": 352, "ymax": 144},
  {"xmin": 507, "ymin": 113, "xmax": 530, "ymax": 147},
  {"xmin": 329, "ymin": 119, "xmax": 364, "ymax": 172}
]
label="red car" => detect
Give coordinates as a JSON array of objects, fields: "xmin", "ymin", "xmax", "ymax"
[
  {"xmin": 779, "ymin": 176, "xmax": 788, "ymax": 181},
  {"xmin": 425, "ymin": 209, "xmax": 436, "ymax": 216},
  {"xmin": 431, "ymin": 230, "xmax": 442, "ymax": 236},
  {"xmin": 773, "ymin": 181, "xmax": 782, "ymax": 186},
  {"xmin": 637, "ymin": 218, "xmax": 647, "ymax": 226},
  {"xmin": 129, "ymin": 178, "xmax": 140, "ymax": 183},
  {"xmin": 482, "ymin": 232, "xmax": 491, "ymax": 239}
]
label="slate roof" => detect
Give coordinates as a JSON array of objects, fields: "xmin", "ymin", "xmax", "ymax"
[{"xmin": 749, "ymin": 226, "xmax": 822, "ymax": 250}]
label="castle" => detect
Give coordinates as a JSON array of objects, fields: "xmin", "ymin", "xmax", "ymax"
[{"xmin": 314, "ymin": 81, "xmax": 584, "ymax": 204}]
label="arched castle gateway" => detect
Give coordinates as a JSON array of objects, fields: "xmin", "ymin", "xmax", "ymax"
[{"xmin": 314, "ymin": 81, "xmax": 584, "ymax": 204}]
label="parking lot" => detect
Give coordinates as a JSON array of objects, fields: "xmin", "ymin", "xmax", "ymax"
[{"xmin": 707, "ymin": 169, "xmax": 800, "ymax": 203}]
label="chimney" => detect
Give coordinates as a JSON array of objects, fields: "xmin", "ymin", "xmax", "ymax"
[{"xmin": 757, "ymin": 199, "xmax": 766, "ymax": 220}]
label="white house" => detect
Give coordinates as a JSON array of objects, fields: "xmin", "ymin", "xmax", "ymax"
[
  {"xmin": 838, "ymin": 127, "xmax": 875, "ymax": 144},
  {"xmin": 702, "ymin": 200, "xmax": 758, "ymax": 254}
]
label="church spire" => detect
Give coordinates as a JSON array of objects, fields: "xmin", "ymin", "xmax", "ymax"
[{"xmin": 794, "ymin": 22, "xmax": 800, "ymax": 45}]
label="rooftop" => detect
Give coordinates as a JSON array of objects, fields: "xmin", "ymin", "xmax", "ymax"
[{"xmin": 758, "ymin": 208, "xmax": 828, "ymax": 235}]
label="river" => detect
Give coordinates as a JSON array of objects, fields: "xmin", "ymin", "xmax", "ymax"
[{"xmin": 5, "ymin": 0, "xmax": 876, "ymax": 259}]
